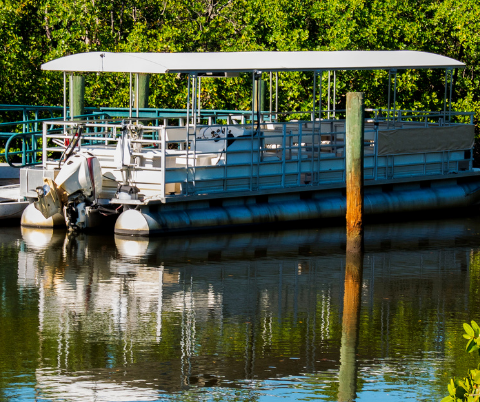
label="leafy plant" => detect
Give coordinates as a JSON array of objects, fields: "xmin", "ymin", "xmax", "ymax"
[{"xmin": 442, "ymin": 321, "xmax": 480, "ymax": 402}]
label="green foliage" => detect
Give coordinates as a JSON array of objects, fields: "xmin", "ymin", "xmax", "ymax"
[
  {"xmin": 442, "ymin": 321, "xmax": 480, "ymax": 401},
  {"xmin": 0, "ymin": 0, "xmax": 479, "ymax": 132}
]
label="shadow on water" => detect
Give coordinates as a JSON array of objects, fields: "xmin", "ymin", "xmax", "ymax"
[{"xmin": 3, "ymin": 215, "xmax": 480, "ymax": 400}]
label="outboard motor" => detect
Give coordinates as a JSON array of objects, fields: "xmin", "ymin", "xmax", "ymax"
[{"xmin": 35, "ymin": 150, "xmax": 102, "ymax": 230}]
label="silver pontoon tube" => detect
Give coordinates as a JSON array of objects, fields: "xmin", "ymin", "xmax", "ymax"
[{"xmin": 114, "ymin": 181, "xmax": 480, "ymax": 236}]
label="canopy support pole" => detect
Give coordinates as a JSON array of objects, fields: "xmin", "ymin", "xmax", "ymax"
[
  {"xmin": 312, "ymin": 71, "xmax": 317, "ymax": 123},
  {"xmin": 198, "ymin": 77, "xmax": 201, "ymax": 124},
  {"xmin": 269, "ymin": 72, "xmax": 273, "ymax": 122},
  {"xmin": 444, "ymin": 68, "xmax": 454, "ymax": 124},
  {"xmin": 129, "ymin": 73, "xmax": 132, "ymax": 119},
  {"xmin": 327, "ymin": 71, "xmax": 331, "ymax": 120},
  {"xmin": 63, "ymin": 72, "xmax": 67, "ymax": 133},
  {"xmin": 448, "ymin": 69, "xmax": 453, "ymax": 123},
  {"xmin": 251, "ymin": 71, "xmax": 256, "ymax": 191},
  {"xmin": 317, "ymin": 70, "xmax": 323, "ymax": 174},
  {"xmin": 387, "ymin": 70, "xmax": 392, "ymax": 128},
  {"xmin": 251, "ymin": 72, "xmax": 256, "ymax": 128},
  {"xmin": 275, "ymin": 72, "xmax": 279, "ymax": 120},
  {"xmin": 392, "ymin": 69, "xmax": 397, "ymax": 128},
  {"xmin": 312, "ymin": 71, "xmax": 317, "ymax": 184},
  {"xmin": 136, "ymin": 73, "xmax": 139, "ymax": 122},
  {"xmin": 318, "ymin": 70, "xmax": 323, "ymax": 122},
  {"xmin": 192, "ymin": 74, "xmax": 197, "ymax": 188},
  {"xmin": 443, "ymin": 69, "xmax": 448, "ymax": 125},
  {"xmin": 185, "ymin": 74, "xmax": 191, "ymax": 194},
  {"xmin": 333, "ymin": 71, "xmax": 337, "ymax": 118}
]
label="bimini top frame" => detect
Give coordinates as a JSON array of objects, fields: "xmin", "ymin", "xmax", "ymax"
[
  {"xmin": 42, "ymin": 50, "xmax": 466, "ymax": 136},
  {"xmin": 41, "ymin": 50, "xmax": 465, "ymax": 74}
]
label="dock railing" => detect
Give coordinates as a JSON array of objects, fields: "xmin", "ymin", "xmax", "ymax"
[{"xmin": 0, "ymin": 109, "xmax": 112, "ymax": 167}]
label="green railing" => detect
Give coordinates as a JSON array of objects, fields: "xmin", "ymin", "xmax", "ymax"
[{"xmin": 0, "ymin": 110, "xmax": 113, "ymax": 167}]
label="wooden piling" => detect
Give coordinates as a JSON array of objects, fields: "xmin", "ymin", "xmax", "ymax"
[
  {"xmin": 345, "ymin": 92, "xmax": 365, "ymax": 254},
  {"xmin": 69, "ymin": 75, "xmax": 85, "ymax": 120},
  {"xmin": 254, "ymin": 78, "xmax": 266, "ymax": 112},
  {"xmin": 135, "ymin": 73, "xmax": 150, "ymax": 109}
]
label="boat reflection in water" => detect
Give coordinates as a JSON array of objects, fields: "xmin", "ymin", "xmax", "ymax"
[{"xmin": 15, "ymin": 218, "xmax": 478, "ymax": 400}]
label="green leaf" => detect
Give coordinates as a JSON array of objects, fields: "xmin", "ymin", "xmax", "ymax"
[
  {"xmin": 467, "ymin": 339, "xmax": 479, "ymax": 353},
  {"xmin": 448, "ymin": 380, "xmax": 455, "ymax": 395},
  {"xmin": 474, "ymin": 371, "xmax": 480, "ymax": 384},
  {"xmin": 467, "ymin": 339, "xmax": 475, "ymax": 352},
  {"xmin": 465, "ymin": 334, "xmax": 474, "ymax": 340},
  {"xmin": 471, "ymin": 321, "xmax": 480, "ymax": 336},
  {"xmin": 465, "ymin": 323, "xmax": 475, "ymax": 337},
  {"xmin": 448, "ymin": 379, "xmax": 456, "ymax": 395},
  {"xmin": 440, "ymin": 397, "xmax": 452, "ymax": 402}
]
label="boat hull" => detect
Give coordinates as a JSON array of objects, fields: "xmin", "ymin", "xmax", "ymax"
[{"xmin": 114, "ymin": 176, "xmax": 480, "ymax": 236}]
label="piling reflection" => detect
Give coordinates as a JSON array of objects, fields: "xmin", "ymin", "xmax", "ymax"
[
  {"xmin": 7, "ymin": 218, "xmax": 480, "ymax": 400},
  {"xmin": 338, "ymin": 251, "xmax": 363, "ymax": 402}
]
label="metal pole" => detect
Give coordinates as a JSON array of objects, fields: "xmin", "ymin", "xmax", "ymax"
[
  {"xmin": 275, "ymin": 72, "xmax": 279, "ymax": 120},
  {"xmin": 269, "ymin": 72, "xmax": 273, "ymax": 122},
  {"xmin": 318, "ymin": 71, "xmax": 323, "ymax": 121},
  {"xmin": 327, "ymin": 71, "xmax": 331, "ymax": 120},
  {"xmin": 43, "ymin": 122, "xmax": 47, "ymax": 168},
  {"xmin": 392, "ymin": 70, "xmax": 397, "ymax": 127},
  {"xmin": 317, "ymin": 70, "xmax": 323, "ymax": 173},
  {"xmin": 198, "ymin": 77, "xmax": 201, "ymax": 124},
  {"xmin": 185, "ymin": 74, "xmax": 191, "ymax": 193},
  {"xmin": 160, "ymin": 127, "xmax": 166, "ymax": 198},
  {"xmin": 312, "ymin": 71, "xmax": 317, "ymax": 123},
  {"xmin": 63, "ymin": 72, "xmax": 67, "ymax": 134},
  {"xmin": 192, "ymin": 75, "xmax": 197, "ymax": 188},
  {"xmin": 346, "ymin": 92, "xmax": 365, "ymax": 254},
  {"xmin": 136, "ymin": 73, "xmax": 139, "ymax": 122},
  {"xmin": 443, "ymin": 69, "xmax": 448, "ymax": 125},
  {"xmin": 251, "ymin": 72, "xmax": 255, "ymax": 128},
  {"xmin": 251, "ymin": 71, "xmax": 256, "ymax": 191},
  {"xmin": 448, "ymin": 69, "xmax": 453, "ymax": 123},
  {"xmin": 311, "ymin": 71, "xmax": 316, "ymax": 184},
  {"xmin": 387, "ymin": 71, "xmax": 392, "ymax": 127},
  {"xmin": 333, "ymin": 71, "xmax": 337, "ymax": 118},
  {"xmin": 129, "ymin": 73, "xmax": 132, "ymax": 119}
]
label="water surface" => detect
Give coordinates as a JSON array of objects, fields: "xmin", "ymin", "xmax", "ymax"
[{"xmin": 2, "ymin": 217, "xmax": 480, "ymax": 401}]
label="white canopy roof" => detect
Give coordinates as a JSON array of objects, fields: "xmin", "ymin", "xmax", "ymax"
[{"xmin": 41, "ymin": 51, "xmax": 464, "ymax": 74}]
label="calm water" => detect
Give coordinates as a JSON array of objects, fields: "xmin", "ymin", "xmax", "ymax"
[{"xmin": 2, "ymin": 217, "xmax": 480, "ymax": 401}]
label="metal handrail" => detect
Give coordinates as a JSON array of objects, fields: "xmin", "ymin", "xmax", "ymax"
[
  {"xmin": 1, "ymin": 105, "xmax": 474, "ymax": 168},
  {"xmin": 2, "ymin": 112, "xmax": 113, "ymax": 167}
]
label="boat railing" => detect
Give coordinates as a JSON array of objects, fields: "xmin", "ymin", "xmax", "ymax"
[{"xmin": 41, "ymin": 114, "xmax": 474, "ymax": 200}]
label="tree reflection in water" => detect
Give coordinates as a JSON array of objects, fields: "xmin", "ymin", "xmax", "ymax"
[{"xmin": 2, "ymin": 218, "xmax": 480, "ymax": 400}]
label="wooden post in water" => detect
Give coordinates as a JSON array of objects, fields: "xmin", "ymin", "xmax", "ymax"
[
  {"xmin": 135, "ymin": 73, "xmax": 150, "ymax": 109},
  {"xmin": 339, "ymin": 92, "xmax": 365, "ymax": 401},
  {"xmin": 338, "ymin": 251, "xmax": 363, "ymax": 402},
  {"xmin": 69, "ymin": 75, "xmax": 85, "ymax": 120},
  {"xmin": 345, "ymin": 92, "xmax": 365, "ymax": 253}
]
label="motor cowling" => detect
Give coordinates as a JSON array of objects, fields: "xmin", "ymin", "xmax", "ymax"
[
  {"xmin": 55, "ymin": 151, "xmax": 102, "ymax": 202},
  {"xmin": 34, "ymin": 151, "xmax": 102, "ymax": 229}
]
